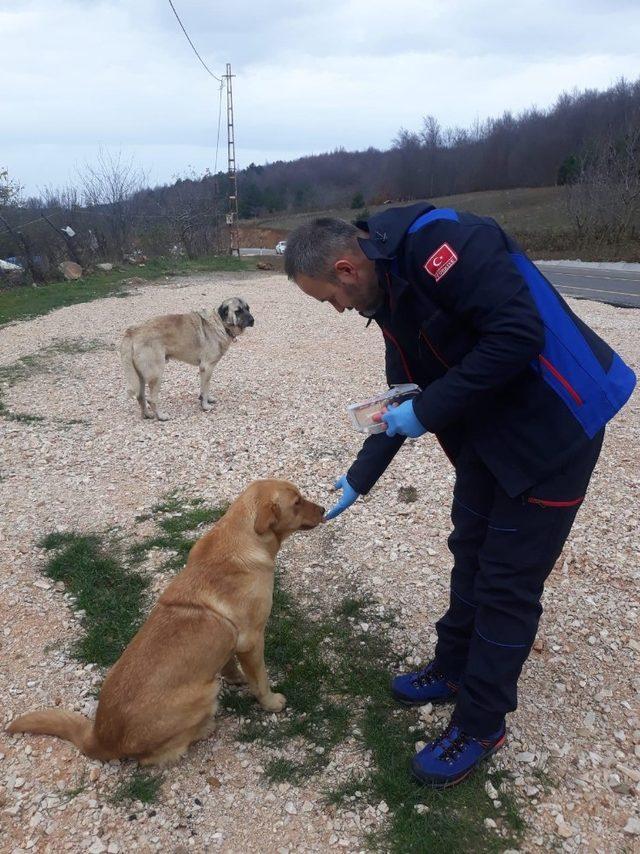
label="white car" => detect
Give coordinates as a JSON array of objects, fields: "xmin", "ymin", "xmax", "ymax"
[{"xmin": 275, "ymin": 240, "xmax": 287, "ymax": 255}]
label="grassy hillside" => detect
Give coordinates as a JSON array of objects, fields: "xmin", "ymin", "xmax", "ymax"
[
  {"xmin": 240, "ymin": 186, "xmax": 639, "ymax": 261},
  {"xmin": 247, "ymin": 187, "xmax": 568, "ymax": 233}
]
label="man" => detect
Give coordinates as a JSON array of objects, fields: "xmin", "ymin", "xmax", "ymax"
[{"xmin": 284, "ymin": 203, "xmax": 635, "ymax": 788}]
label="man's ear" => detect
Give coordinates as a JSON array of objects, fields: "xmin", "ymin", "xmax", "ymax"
[
  {"xmin": 334, "ymin": 259, "xmax": 355, "ymax": 277},
  {"xmin": 254, "ymin": 501, "xmax": 280, "ymax": 535}
]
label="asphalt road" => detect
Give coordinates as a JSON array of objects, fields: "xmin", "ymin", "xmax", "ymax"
[
  {"xmin": 241, "ymin": 250, "xmax": 640, "ymax": 309},
  {"xmin": 537, "ymin": 263, "xmax": 640, "ymax": 309}
]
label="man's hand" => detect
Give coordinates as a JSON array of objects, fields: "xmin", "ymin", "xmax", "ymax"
[
  {"xmin": 324, "ymin": 475, "xmax": 360, "ymax": 521},
  {"xmin": 374, "ymin": 399, "xmax": 427, "ymax": 438}
]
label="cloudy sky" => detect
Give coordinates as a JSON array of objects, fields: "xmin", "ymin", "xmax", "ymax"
[{"xmin": 2, "ymin": 0, "xmax": 639, "ymax": 196}]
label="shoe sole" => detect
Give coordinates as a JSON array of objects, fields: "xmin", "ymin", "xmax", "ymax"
[
  {"xmin": 391, "ymin": 691, "xmax": 456, "ymax": 707},
  {"xmin": 390, "ymin": 680, "xmax": 458, "ymax": 707},
  {"xmin": 410, "ymin": 733, "xmax": 506, "ymax": 789}
]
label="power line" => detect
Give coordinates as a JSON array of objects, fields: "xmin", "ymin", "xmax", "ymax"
[{"xmin": 167, "ymin": 0, "xmax": 221, "ymax": 82}]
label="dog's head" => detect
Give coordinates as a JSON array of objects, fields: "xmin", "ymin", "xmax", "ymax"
[
  {"xmin": 250, "ymin": 480, "xmax": 325, "ymax": 539},
  {"xmin": 218, "ymin": 297, "xmax": 254, "ymax": 338}
]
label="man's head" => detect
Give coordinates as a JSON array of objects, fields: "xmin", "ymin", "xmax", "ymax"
[{"xmin": 284, "ymin": 218, "xmax": 383, "ymax": 315}]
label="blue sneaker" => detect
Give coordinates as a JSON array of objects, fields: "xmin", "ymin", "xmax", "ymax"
[
  {"xmin": 391, "ymin": 661, "xmax": 459, "ymax": 706},
  {"xmin": 411, "ymin": 720, "xmax": 506, "ymax": 788}
]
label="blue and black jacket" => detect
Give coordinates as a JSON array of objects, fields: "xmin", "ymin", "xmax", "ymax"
[{"xmin": 346, "ymin": 203, "xmax": 636, "ymax": 498}]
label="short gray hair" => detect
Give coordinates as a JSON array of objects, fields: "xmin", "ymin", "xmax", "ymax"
[{"xmin": 284, "ymin": 218, "xmax": 359, "ymax": 281}]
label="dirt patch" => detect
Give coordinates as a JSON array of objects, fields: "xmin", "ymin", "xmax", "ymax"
[{"xmin": 238, "ymin": 225, "xmax": 288, "ymax": 248}]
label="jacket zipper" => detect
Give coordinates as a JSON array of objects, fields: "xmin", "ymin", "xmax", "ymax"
[
  {"xmin": 382, "ymin": 324, "xmax": 454, "ymax": 466},
  {"xmin": 382, "ymin": 327, "xmax": 414, "ymax": 383},
  {"xmin": 527, "ymin": 496, "xmax": 584, "ymax": 508},
  {"xmin": 538, "ymin": 354, "xmax": 583, "ymax": 406}
]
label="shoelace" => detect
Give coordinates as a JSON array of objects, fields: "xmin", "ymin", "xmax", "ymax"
[
  {"xmin": 439, "ymin": 727, "xmax": 470, "ymax": 762},
  {"xmin": 412, "ymin": 665, "xmax": 445, "ymax": 688}
]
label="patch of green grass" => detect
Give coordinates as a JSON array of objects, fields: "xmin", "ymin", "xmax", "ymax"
[
  {"xmin": 531, "ymin": 765, "xmax": 555, "ymax": 794},
  {"xmin": 224, "ymin": 584, "xmax": 355, "ymax": 782},
  {"xmin": 263, "ymin": 757, "xmax": 303, "ymax": 783},
  {"xmin": 247, "ymin": 186, "xmax": 640, "ymax": 261},
  {"xmin": 40, "ymin": 531, "xmax": 150, "ymax": 667},
  {"xmin": 0, "ymin": 406, "xmax": 45, "ymax": 423},
  {"xmin": 60, "ymin": 772, "xmax": 87, "ymax": 801},
  {"xmin": 0, "ymin": 337, "xmax": 107, "ymax": 423},
  {"xmin": 222, "ymin": 584, "xmax": 523, "ymax": 852},
  {"xmin": 130, "ymin": 492, "xmax": 227, "ymax": 571},
  {"xmin": 111, "ymin": 770, "xmax": 163, "ymax": 805},
  {"xmin": 324, "ymin": 777, "xmax": 366, "ymax": 806},
  {"xmin": 0, "ymin": 338, "xmax": 105, "ymax": 388},
  {"xmin": 0, "ymin": 255, "xmax": 254, "ymax": 326}
]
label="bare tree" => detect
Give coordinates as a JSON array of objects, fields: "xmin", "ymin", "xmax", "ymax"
[
  {"xmin": 0, "ymin": 167, "xmax": 23, "ymax": 206},
  {"xmin": 420, "ymin": 115, "xmax": 443, "ymax": 196},
  {"xmin": 77, "ymin": 149, "xmax": 147, "ymax": 259},
  {"xmin": 566, "ymin": 111, "xmax": 640, "ymax": 245}
]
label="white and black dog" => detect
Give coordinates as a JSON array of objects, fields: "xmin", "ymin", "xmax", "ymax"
[{"xmin": 120, "ymin": 297, "xmax": 254, "ymax": 420}]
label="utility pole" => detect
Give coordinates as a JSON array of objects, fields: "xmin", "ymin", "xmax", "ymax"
[{"xmin": 224, "ymin": 62, "xmax": 240, "ymax": 256}]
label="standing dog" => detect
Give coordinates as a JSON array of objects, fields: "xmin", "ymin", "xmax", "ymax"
[
  {"xmin": 8, "ymin": 480, "xmax": 324, "ymax": 766},
  {"xmin": 120, "ymin": 297, "xmax": 254, "ymax": 420}
]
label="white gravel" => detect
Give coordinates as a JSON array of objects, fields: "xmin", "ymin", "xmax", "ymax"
[{"xmin": 0, "ymin": 271, "xmax": 638, "ymax": 853}]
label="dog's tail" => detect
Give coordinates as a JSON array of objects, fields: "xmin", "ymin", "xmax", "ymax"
[
  {"xmin": 120, "ymin": 330, "xmax": 143, "ymax": 399},
  {"xmin": 7, "ymin": 709, "xmax": 111, "ymax": 760}
]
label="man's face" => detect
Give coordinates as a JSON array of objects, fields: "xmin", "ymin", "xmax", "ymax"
[{"xmin": 295, "ymin": 251, "xmax": 382, "ymax": 315}]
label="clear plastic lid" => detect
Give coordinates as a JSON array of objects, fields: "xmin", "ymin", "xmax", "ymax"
[{"xmin": 347, "ymin": 383, "xmax": 421, "ymax": 434}]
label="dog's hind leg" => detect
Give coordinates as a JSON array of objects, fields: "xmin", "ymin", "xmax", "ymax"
[
  {"xmin": 139, "ymin": 688, "xmax": 220, "ymax": 765},
  {"xmin": 147, "ymin": 360, "xmax": 169, "ymax": 421},
  {"xmin": 136, "ymin": 374, "xmax": 153, "ymax": 419},
  {"xmin": 198, "ymin": 361, "xmax": 215, "ymax": 411},
  {"xmin": 138, "ymin": 729, "xmax": 195, "ymax": 766},
  {"xmin": 221, "ymin": 655, "xmax": 246, "ymax": 685}
]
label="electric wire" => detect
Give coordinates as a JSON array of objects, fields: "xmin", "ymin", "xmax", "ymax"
[{"xmin": 167, "ymin": 0, "xmax": 221, "ymax": 82}]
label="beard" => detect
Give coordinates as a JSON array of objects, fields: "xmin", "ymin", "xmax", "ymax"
[{"xmin": 341, "ymin": 279, "xmax": 384, "ymax": 315}]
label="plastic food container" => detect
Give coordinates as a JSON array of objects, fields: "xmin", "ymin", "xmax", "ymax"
[{"xmin": 347, "ymin": 384, "xmax": 421, "ymax": 434}]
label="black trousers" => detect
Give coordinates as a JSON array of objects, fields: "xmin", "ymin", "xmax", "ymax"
[{"xmin": 434, "ymin": 431, "xmax": 604, "ymax": 737}]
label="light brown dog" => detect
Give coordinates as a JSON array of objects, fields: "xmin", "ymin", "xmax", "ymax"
[
  {"xmin": 120, "ymin": 297, "xmax": 254, "ymax": 420},
  {"xmin": 8, "ymin": 480, "xmax": 324, "ymax": 766}
]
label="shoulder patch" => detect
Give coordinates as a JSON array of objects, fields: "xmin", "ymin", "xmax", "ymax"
[{"xmin": 424, "ymin": 243, "xmax": 458, "ymax": 282}]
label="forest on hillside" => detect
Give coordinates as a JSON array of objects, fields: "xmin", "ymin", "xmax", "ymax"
[{"xmin": 1, "ymin": 77, "xmax": 639, "ymax": 281}]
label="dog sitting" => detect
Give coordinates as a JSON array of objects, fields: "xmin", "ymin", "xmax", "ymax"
[
  {"xmin": 7, "ymin": 480, "xmax": 324, "ymax": 766},
  {"xmin": 120, "ymin": 297, "xmax": 254, "ymax": 420}
]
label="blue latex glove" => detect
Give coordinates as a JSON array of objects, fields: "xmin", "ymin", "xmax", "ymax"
[
  {"xmin": 324, "ymin": 475, "xmax": 360, "ymax": 521},
  {"xmin": 378, "ymin": 399, "xmax": 427, "ymax": 438}
]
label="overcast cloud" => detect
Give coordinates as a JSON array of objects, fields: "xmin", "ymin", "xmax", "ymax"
[{"xmin": 2, "ymin": 0, "xmax": 639, "ymax": 195}]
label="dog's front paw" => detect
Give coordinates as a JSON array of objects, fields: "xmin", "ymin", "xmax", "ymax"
[
  {"xmin": 260, "ymin": 692, "xmax": 286, "ymax": 712},
  {"xmin": 200, "ymin": 401, "xmax": 212, "ymax": 412}
]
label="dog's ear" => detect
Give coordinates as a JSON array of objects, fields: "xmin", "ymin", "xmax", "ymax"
[
  {"xmin": 218, "ymin": 303, "xmax": 229, "ymax": 322},
  {"xmin": 254, "ymin": 501, "xmax": 280, "ymax": 535}
]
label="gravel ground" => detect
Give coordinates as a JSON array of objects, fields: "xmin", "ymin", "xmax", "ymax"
[{"xmin": 0, "ymin": 272, "xmax": 639, "ymax": 853}]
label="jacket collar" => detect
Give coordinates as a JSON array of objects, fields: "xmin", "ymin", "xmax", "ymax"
[{"xmin": 355, "ymin": 201, "xmax": 435, "ymax": 261}]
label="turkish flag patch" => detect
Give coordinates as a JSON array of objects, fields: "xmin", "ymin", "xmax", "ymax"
[{"xmin": 424, "ymin": 243, "xmax": 458, "ymax": 282}]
